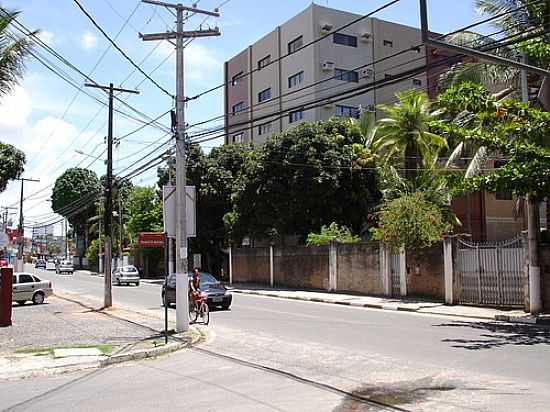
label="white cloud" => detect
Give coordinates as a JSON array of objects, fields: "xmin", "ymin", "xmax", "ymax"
[
  {"xmin": 80, "ymin": 31, "xmax": 98, "ymax": 50},
  {"xmin": 37, "ymin": 30, "xmax": 55, "ymax": 46},
  {"xmin": 0, "ymin": 86, "xmax": 32, "ymax": 128}
]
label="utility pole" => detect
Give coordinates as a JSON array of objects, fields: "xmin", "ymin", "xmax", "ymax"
[
  {"xmin": 15, "ymin": 178, "xmax": 39, "ymax": 271},
  {"xmin": 1, "ymin": 206, "xmax": 16, "ymax": 262},
  {"xmin": 65, "ymin": 219, "xmax": 69, "ymax": 260},
  {"xmin": 521, "ymin": 55, "xmax": 542, "ymax": 314},
  {"xmin": 140, "ymin": 0, "xmax": 220, "ymax": 332},
  {"xmin": 85, "ymin": 83, "xmax": 139, "ymax": 308}
]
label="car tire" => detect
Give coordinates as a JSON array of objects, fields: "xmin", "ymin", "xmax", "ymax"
[
  {"xmin": 17, "ymin": 300, "xmax": 26, "ymax": 305},
  {"xmin": 135, "ymin": 282, "xmax": 140, "ymax": 287},
  {"xmin": 32, "ymin": 292, "xmax": 45, "ymax": 305},
  {"xmin": 222, "ymin": 304, "xmax": 231, "ymax": 310}
]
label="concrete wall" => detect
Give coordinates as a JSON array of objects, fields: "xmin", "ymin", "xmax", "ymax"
[
  {"xmin": 225, "ymin": 48, "xmax": 251, "ymax": 144},
  {"xmin": 274, "ymin": 246, "xmax": 329, "ymax": 290},
  {"xmin": 336, "ymin": 243, "xmax": 384, "ymax": 294},
  {"xmin": 539, "ymin": 244, "xmax": 550, "ymax": 312},
  {"xmin": 406, "ymin": 244, "xmax": 445, "ymax": 300},
  {"xmin": 232, "ymin": 247, "xmax": 270, "ymax": 284}
]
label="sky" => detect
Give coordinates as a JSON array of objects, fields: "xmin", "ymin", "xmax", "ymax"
[{"xmin": 0, "ymin": 0, "xmax": 488, "ymax": 236}]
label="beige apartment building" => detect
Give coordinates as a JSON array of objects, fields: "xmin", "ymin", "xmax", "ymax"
[
  {"xmin": 224, "ymin": 3, "xmax": 428, "ymax": 145},
  {"xmin": 223, "ymin": 4, "xmax": 545, "ymax": 242}
]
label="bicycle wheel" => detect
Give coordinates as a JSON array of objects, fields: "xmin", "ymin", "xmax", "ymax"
[
  {"xmin": 200, "ymin": 301, "xmax": 209, "ymax": 325},
  {"xmin": 189, "ymin": 302, "xmax": 198, "ymax": 324}
]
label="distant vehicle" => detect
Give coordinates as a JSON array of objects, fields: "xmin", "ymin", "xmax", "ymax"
[
  {"xmin": 12, "ymin": 272, "xmax": 53, "ymax": 305},
  {"xmin": 56, "ymin": 260, "xmax": 74, "ymax": 275},
  {"xmin": 162, "ymin": 272, "xmax": 232, "ymax": 310},
  {"xmin": 112, "ymin": 265, "xmax": 140, "ymax": 286},
  {"xmin": 45, "ymin": 260, "xmax": 56, "ymax": 271},
  {"xmin": 35, "ymin": 259, "xmax": 46, "ymax": 269}
]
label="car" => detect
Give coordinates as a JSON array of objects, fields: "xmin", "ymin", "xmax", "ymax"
[
  {"xmin": 12, "ymin": 272, "xmax": 53, "ymax": 305},
  {"xmin": 45, "ymin": 259, "xmax": 56, "ymax": 271},
  {"xmin": 162, "ymin": 271, "xmax": 232, "ymax": 310},
  {"xmin": 112, "ymin": 265, "xmax": 140, "ymax": 286},
  {"xmin": 35, "ymin": 259, "xmax": 46, "ymax": 269},
  {"xmin": 56, "ymin": 260, "xmax": 74, "ymax": 275}
]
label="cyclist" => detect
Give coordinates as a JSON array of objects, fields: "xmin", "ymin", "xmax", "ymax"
[{"xmin": 188, "ymin": 268, "xmax": 202, "ymax": 309}]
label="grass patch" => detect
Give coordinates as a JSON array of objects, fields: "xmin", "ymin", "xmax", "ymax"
[{"xmin": 16, "ymin": 344, "xmax": 114, "ymax": 356}]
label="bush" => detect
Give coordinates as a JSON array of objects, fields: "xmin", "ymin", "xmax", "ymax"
[
  {"xmin": 372, "ymin": 192, "xmax": 451, "ymax": 252},
  {"xmin": 306, "ymin": 222, "xmax": 361, "ymax": 246}
]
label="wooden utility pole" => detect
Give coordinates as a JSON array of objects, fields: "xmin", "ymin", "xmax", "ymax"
[
  {"xmin": 140, "ymin": 0, "xmax": 220, "ymax": 332},
  {"xmin": 85, "ymin": 83, "xmax": 139, "ymax": 308}
]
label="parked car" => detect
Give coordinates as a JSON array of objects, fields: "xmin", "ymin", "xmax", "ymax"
[
  {"xmin": 12, "ymin": 272, "xmax": 53, "ymax": 305},
  {"xmin": 162, "ymin": 271, "xmax": 232, "ymax": 310},
  {"xmin": 112, "ymin": 265, "xmax": 140, "ymax": 286},
  {"xmin": 56, "ymin": 260, "xmax": 74, "ymax": 275},
  {"xmin": 35, "ymin": 259, "xmax": 46, "ymax": 269},
  {"xmin": 45, "ymin": 259, "xmax": 56, "ymax": 271}
]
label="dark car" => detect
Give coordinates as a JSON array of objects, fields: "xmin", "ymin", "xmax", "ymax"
[
  {"xmin": 162, "ymin": 271, "xmax": 232, "ymax": 310},
  {"xmin": 35, "ymin": 259, "xmax": 46, "ymax": 269}
]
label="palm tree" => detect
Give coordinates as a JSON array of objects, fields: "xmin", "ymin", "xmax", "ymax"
[
  {"xmin": 0, "ymin": 8, "xmax": 36, "ymax": 95},
  {"xmin": 371, "ymin": 90, "xmax": 447, "ymax": 179}
]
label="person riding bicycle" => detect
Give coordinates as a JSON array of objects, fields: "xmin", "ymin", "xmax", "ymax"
[{"xmin": 189, "ymin": 268, "xmax": 202, "ymax": 308}]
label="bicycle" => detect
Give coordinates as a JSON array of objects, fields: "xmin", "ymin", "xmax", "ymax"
[{"xmin": 189, "ymin": 292, "xmax": 209, "ymax": 325}]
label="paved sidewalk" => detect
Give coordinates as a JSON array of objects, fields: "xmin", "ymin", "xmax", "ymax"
[{"xmin": 228, "ymin": 283, "xmax": 547, "ymax": 323}]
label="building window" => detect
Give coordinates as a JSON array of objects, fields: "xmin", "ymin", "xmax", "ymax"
[
  {"xmin": 412, "ymin": 78, "xmax": 422, "ymax": 86},
  {"xmin": 258, "ymin": 55, "xmax": 271, "ymax": 70},
  {"xmin": 232, "ymin": 133, "xmax": 243, "ymax": 143},
  {"xmin": 289, "ymin": 109, "xmax": 304, "ymax": 123},
  {"xmin": 333, "ymin": 33, "xmax": 357, "ymax": 47},
  {"xmin": 494, "ymin": 160, "xmax": 513, "ymax": 200},
  {"xmin": 231, "ymin": 71, "xmax": 244, "ymax": 86},
  {"xmin": 258, "ymin": 122, "xmax": 272, "ymax": 136},
  {"xmin": 288, "ymin": 35, "xmax": 303, "ymax": 54},
  {"xmin": 334, "ymin": 68, "xmax": 359, "ymax": 83},
  {"xmin": 288, "ymin": 71, "xmax": 304, "ymax": 88},
  {"xmin": 383, "ymin": 39, "xmax": 393, "ymax": 47},
  {"xmin": 335, "ymin": 105, "xmax": 359, "ymax": 118},
  {"xmin": 232, "ymin": 101, "xmax": 244, "ymax": 114},
  {"xmin": 258, "ymin": 88, "xmax": 272, "ymax": 102}
]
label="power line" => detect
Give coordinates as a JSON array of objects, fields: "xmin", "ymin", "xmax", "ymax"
[{"xmin": 72, "ymin": 0, "xmax": 174, "ymax": 99}]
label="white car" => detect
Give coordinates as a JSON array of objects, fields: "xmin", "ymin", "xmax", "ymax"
[
  {"xmin": 112, "ymin": 265, "xmax": 140, "ymax": 286},
  {"xmin": 45, "ymin": 260, "xmax": 56, "ymax": 271},
  {"xmin": 12, "ymin": 272, "xmax": 53, "ymax": 305},
  {"xmin": 56, "ymin": 260, "xmax": 74, "ymax": 275}
]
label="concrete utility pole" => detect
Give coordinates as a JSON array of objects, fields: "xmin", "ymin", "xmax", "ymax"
[
  {"xmin": 140, "ymin": 0, "xmax": 220, "ymax": 332},
  {"xmin": 15, "ymin": 178, "xmax": 39, "ymax": 270},
  {"xmin": 521, "ymin": 55, "xmax": 543, "ymax": 314},
  {"xmin": 65, "ymin": 218, "xmax": 69, "ymax": 260},
  {"xmin": 85, "ymin": 83, "xmax": 139, "ymax": 308}
]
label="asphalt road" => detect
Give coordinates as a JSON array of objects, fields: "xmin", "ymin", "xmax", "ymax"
[{"xmin": 5, "ymin": 266, "xmax": 549, "ymax": 411}]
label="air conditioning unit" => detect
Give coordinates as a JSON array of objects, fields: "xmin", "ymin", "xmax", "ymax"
[
  {"xmin": 322, "ymin": 61, "xmax": 335, "ymax": 72},
  {"xmin": 320, "ymin": 23, "xmax": 333, "ymax": 34},
  {"xmin": 360, "ymin": 32, "xmax": 372, "ymax": 42},
  {"xmin": 360, "ymin": 68, "xmax": 374, "ymax": 79}
]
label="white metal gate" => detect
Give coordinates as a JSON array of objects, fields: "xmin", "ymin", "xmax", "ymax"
[
  {"xmin": 390, "ymin": 252, "xmax": 401, "ymax": 297},
  {"xmin": 456, "ymin": 237, "xmax": 524, "ymax": 307}
]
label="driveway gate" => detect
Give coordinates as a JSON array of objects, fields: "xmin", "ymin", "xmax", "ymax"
[
  {"xmin": 456, "ymin": 237, "xmax": 524, "ymax": 307},
  {"xmin": 390, "ymin": 252, "xmax": 401, "ymax": 297}
]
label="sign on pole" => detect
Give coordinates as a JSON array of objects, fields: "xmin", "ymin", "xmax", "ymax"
[
  {"xmin": 0, "ymin": 233, "xmax": 8, "ymax": 249},
  {"xmin": 163, "ymin": 185, "xmax": 196, "ymax": 238}
]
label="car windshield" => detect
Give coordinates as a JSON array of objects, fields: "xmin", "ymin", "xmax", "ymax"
[
  {"xmin": 122, "ymin": 266, "xmax": 137, "ymax": 273},
  {"xmin": 188, "ymin": 272, "xmax": 218, "ymax": 286}
]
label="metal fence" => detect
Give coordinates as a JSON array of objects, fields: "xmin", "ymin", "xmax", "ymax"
[
  {"xmin": 456, "ymin": 237, "xmax": 524, "ymax": 307},
  {"xmin": 390, "ymin": 252, "xmax": 401, "ymax": 297}
]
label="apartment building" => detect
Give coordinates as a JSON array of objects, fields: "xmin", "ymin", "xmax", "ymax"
[{"xmin": 224, "ymin": 4, "xmax": 429, "ymax": 145}]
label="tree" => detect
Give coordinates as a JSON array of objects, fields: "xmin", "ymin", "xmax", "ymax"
[
  {"xmin": 0, "ymin": 142, "xmax": 25, "ymax": 192},
  {"xmin": 229, "ymin": 118, "xmax": 380, "ymax": 243},
  {"xmin": 0, "ymin": 8, "xmax": 37, "ymax": 191},
  {"xmin": 125, "ymin": 186, "xmax": 163, "ymax": 240},
  {"xmin": 372, "ymin": 192, "xmax": 452, "ymax": 252},
  {"xmin": 306, "ymin": 222, "xmax": 361, "ymax": 246},
  {"xmin": 373, "ymin": 90, "xmax": 447, "ymax": 177},
  {"xmin": 51, "ymin": 168, "xmax": 101, "ymax": 256}
]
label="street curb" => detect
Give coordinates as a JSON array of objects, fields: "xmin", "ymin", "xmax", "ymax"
[{"xmin": 231, "ymin": 289, "xmax": 547, "ymax": 324}]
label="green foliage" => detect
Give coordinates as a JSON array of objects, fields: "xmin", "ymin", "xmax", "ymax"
[
  {"xmin": 126, "ymin": 186, "xmax": 163, "ymax": 239},
  {"xmin": 85, "ymin": 239, "xmax": 99, "ymax": 264},
  {"xmin": 0, "ymin": 142, "xmax": 25, "ymax": 192},
  {"xmin": 372, "ymin": 192, "xmax": 451, "ymax": 252},
  {"xmin": 229, "ymin": 118, "xmax": 380, "ymax": 243},
  {"xmin": 306, "ymin": 222, "xmax": 361, "ymax": 246},
  {"xmin": 51, "ymin": 168, "xmax": 101, "ymax": 226}
]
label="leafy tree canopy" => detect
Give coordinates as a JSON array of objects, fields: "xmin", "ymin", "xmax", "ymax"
[
  {"xmin": 126, "ymin": 186, "xmax": 163, "ymax": 239},
  {"xmin": 306, "ymin": 222, "xmax": 361, "ymax": 246},
  {"xmin": 0, "ymin": 142, "xmax": 25, "ymax": 192}
]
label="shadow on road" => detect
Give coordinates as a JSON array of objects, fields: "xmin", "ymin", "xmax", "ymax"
[{"xmin": 434, "ymin": 320, "xmax": 550, "ymax": 350}]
